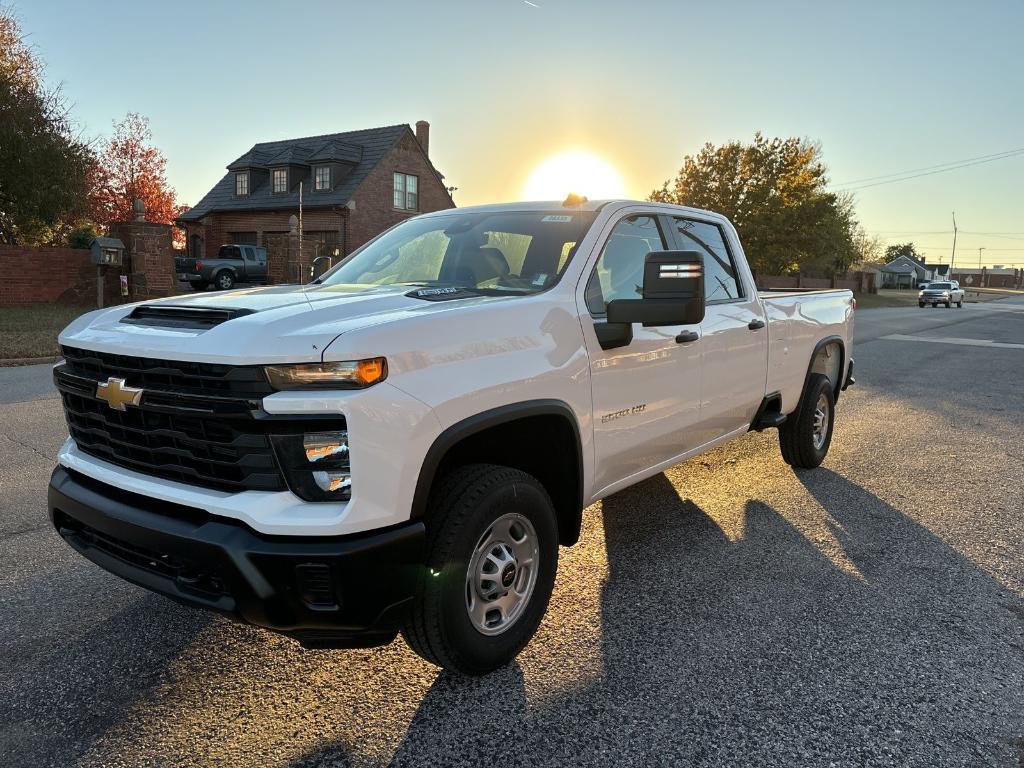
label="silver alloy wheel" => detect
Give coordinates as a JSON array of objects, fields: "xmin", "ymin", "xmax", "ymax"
[
  {"xmin": 465, "ymin": 512, "xmax": 539, "ymax": 636},
  {"xmin": 217, "ymin": 273, "xmax": 233, "ymax": 289},
  {"xmin": 812, "ymin": 393, "xmax": 829, "ymax": 450}
]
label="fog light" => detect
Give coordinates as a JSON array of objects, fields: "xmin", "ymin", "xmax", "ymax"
[
  {"xmin": 304, "ymin": 432, "xmax": 348, "ymax": 463},
  {"xmin": 313, "ymin": 470, "xmax": 351, "ymax": 494},
  {"xmin": 271, "ymin": 429, "xmax": 352, "ymax": 502}
]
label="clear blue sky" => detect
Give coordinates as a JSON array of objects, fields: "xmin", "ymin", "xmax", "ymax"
[{"xmin": 18, "ymin": 0, "xmax": 1024, "ymax": 266}]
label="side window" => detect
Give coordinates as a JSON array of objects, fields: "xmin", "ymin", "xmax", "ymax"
[
  {"xmin": 243, "ymin": 247, "xmax": 255, "ymax": 262},
  {"xmin": 585, "ymin": 215, "xmax": 666, "ymax": 314},
  {"xmin": 672, "ymin": 218, "xmax": 742, "ymax": 301}
]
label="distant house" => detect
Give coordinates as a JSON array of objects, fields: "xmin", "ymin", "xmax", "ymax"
[
  {"xmin": 176, "ymin": 121, "xmax": 454, "ymax": 260},
  {"xmin": 880, "ymin": 255, "xmax": 928, "ymax": 288},
  {"xmin": 880, "ymin": 256, "xmax": 950, "ymax": 288}
]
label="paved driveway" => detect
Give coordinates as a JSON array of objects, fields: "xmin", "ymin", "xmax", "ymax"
[{"xmin": 1, "ymin": 299, "xmax": 1022, "ymax": 766}]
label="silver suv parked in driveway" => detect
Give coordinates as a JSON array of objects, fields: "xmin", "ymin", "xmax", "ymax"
[{"xmin": 919, "ymin": 281, "xmax": 964, "ymax": 308}]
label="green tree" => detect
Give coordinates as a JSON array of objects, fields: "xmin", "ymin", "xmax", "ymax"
[
  {"xmin": 651, "ymin": 133, "xmax": 862, "ymax": 277},
  {"xmin": 0, "ymin": 8, "xmax": 93, "ymax": 244},
  {"xmin": 883, "ymin": 242, "xmax": 923, "ymax": 263}
]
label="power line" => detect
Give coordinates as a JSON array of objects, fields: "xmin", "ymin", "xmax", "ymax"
[
  {"xmin": 834, "ymin": 148, "xmax": 1024, "ymax": 191},
  {"xmin": 834, "ymin": 147, "xmax": 1024, "ymax": 187}
]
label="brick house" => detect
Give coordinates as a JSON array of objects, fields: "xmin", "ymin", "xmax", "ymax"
[{"xmin": 176, "ymin": 121, "xmax": 453, "ymax": 262}]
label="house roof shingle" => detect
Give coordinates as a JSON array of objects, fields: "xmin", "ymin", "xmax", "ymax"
[{"xmin": 179, "ymin": 124, "xmax": 410, "ymax": 222}]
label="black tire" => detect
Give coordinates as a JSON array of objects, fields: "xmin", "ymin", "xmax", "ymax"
[
  {"xmin": 401, "ymin": 463, "xmax": 559, "ymax": 676},
  {"xmin": 957, "ymin": 300, "xmax": 963, "ymax": 308},
  {"xmin": 945, "ymin": 301, "xmax": 951, "ymax": 308},
  {"xmin": 779, "ymin": 373, "xmax": 835, "ymax": 469},
  {"xmin": 214, "ymin": 270, "xmax": 235, "ymax": 290},
  {"xmin": 189, "ymin": 280, "xmax": 208, "ymax": 291},
  {"xmin": 932, "ymin": 303, "xmax": 937, "ymax": 307},
  {"xmin": 918, "ymin": 302, "xmax": 925, "ymax": 308}
]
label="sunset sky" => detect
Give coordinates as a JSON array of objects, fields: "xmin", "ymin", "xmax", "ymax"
[{"xmin": 19, "ymin": 0, "xmax": 1024, "ymax": 266}]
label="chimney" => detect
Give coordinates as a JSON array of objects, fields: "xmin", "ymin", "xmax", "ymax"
[{"xmin": 415, "ymin": 120, "xmax": 430, "ymax": 157}]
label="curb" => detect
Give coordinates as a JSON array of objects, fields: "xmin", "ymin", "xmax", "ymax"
[{"xmin": 0, "ymin": 356, "xmax": 61, "ymax": 367}]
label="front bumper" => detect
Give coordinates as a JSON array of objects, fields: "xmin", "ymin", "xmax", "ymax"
[{"xmin": 48, "ymin": 466, "xmax": 425, "ymax": 648}]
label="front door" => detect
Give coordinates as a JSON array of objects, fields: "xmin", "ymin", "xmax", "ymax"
[
  {"xmin": 578, "ymin": 212, "xmax": 704, "ymax": 496},
  {"xmin": 668, "ymin": 215, "xmax": 767, "ymax": 446}
]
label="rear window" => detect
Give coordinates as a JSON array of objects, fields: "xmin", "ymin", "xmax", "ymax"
[{"xmin": 219, "ymin": 245, "xmax": 242, "ymax": 259}]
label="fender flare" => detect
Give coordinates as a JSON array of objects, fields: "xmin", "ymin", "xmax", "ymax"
[
  {"xmin": 410, "ymin": 399, "xmax": 585, "ymax": 540},
  {"xmin": 803, "ymin": 335, "xmax": 846, "ymax": 403}
]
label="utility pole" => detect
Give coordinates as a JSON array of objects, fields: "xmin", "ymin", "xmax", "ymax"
[{"xmin": 950, "ymin": 211, "xmax": 957, "ymax": 278}]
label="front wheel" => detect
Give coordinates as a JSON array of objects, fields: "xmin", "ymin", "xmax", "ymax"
[
  {"xmin": 957, "ymin": 300, "xmax": 963, "ymax": 308},
  {"xmin": 918, "ymin": 302, "xmax": 925, "ymax": 308},
  {"xmin": 779, "ymin": 373, "xmax": 835, "ymax": 469},
  {"xmin": 945, "ymin": 301, "xmax": 952, "ymax": 308},
  {"xmin": 402, "ymin": 464, "xmax": 558, "ymax": 675}
]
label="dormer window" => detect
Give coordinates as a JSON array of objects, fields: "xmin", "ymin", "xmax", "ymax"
[
  {"xmin": 235, "ymin": 172, "xmax": 249, "ymax": 196},
  {"xmin": 272, "ymin": 169, "xmax": 288, "ymax": 194},
  {"xmin": 315, "ymin": 166, "xmax": 331, "ymax": 191}
]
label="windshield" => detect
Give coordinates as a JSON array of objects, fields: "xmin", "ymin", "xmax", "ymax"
[
  {"xmin": 926, "ymin": 282, "xmax": 951, "ymax": 290},
  {"xmin": 317, "ymin": 210, "xmax": 598, "ymax": 295}
]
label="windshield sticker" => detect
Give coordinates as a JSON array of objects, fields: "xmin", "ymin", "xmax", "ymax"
[
  {"xmin": 542, "ymin": 215, "xmax": 573, "ymax": 223},
  {"xmin": 532, "ymin": 273, "xmax": 548, "ymax": 286}
]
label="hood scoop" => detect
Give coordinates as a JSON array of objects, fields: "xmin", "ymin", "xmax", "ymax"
[{"xmin": 119, "ymin": 305, "xmax": 256, "ymax": 330}]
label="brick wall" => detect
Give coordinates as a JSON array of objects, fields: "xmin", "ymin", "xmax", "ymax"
[
  {"xmin": 348, "ymin": 131, "xmax": 454, "ymax": 252},
  {"xmin": 0, "ymin": 246, "xmax": 120, "ymax": 306}
]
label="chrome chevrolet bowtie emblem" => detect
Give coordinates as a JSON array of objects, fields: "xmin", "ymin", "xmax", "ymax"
[{"xmin": 95, "ymin": 377, "xmax": 143, "ymax": 411}]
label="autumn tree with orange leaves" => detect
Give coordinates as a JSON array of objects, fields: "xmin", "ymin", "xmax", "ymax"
[{"xmin": 89, "ymin": 113, "xmax": 186, "ymax": 227}]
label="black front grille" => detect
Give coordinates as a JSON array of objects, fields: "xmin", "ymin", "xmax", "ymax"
[
  {"xmin": 61, "ymin": 345, "xmax": 273, "ymax": 399},
  {"xmin": 57, "ymin": 347, "xmax": 286, "ymax": 493}
]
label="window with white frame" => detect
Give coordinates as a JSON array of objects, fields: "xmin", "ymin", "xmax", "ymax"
[
  {"xmin": 235, "ymin": 172, "xmax": 249, "ymax": 196},
  {"xmin": 315, "ymin": 166, "xmax": 331, "ymax": 191},
  {"xmin": 393, "ymin": 172, "xmax": 419, "ymax": 211},
  {"xmin": 272, "ymin": 168, "xmax": 288, "ymax": 194}
]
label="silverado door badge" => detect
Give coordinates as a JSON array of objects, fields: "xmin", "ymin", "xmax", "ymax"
[{"xmin": 96, "ymin": 377, "xmax": 144, "ymax": 411}]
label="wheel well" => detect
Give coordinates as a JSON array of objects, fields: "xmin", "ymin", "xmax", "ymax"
[
  {"xmin": 414, "ymin": 412, "xmax": 584, "ymax": 546},
  {"xmin": 809, "ymin": 339, "xmax": 844, "ymax": 400}
]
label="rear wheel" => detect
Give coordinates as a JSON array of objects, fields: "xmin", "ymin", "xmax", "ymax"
[
  {"xmin": 779, "ymin": 373, "xmax": 835, "ymax": 469},
  {"xmin": 214, "ymin": 270, "xmax": 235, "ymax": 290},
  {"xmin": 401, "ymin": 464, "xmax": 558, "ymax": 675},
  {"xmin": 189, "ymin": 280, "xmax": 208, "ymax": 291}
]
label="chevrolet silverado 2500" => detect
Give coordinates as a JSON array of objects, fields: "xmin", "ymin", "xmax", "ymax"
[{"xmin": 49, "ymin": 200, "xmax": 855, "ymax": 675}]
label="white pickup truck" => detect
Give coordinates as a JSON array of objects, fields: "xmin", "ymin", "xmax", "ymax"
[{"xmin": 49, "ymin": 200, "xmax": 854, "ymax": 675}]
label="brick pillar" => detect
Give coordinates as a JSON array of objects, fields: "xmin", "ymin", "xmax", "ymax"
[{"xmin": 109, "ymin": 221, "xmax": 178, "ymax": 301}]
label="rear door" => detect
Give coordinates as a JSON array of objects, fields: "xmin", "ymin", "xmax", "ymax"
[
  {"xmin": 667, "ymin": 215, "xmax": 768, "ymax": 446},
  {"xmin": 577, "ymin": 210, "xmax": 704, "ymax": 495},
  {"xmin": 242, "ymin": 246, "xmax": 258, "ymax": 280}
]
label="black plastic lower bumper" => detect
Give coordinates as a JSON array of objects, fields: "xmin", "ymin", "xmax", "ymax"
[{"xmin": 48, "ymin": 466, "xmax": 425, "ymax": 648}]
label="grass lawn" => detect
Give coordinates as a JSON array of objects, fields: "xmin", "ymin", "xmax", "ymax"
[{"xmin": 0, "ymin": 304, "xmax": 94, "ymax": 361}]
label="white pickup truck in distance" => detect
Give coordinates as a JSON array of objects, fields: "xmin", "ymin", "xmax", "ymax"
[{"xmin": 49, "ymin": 199, "xmax": 855, "ymax": 675}]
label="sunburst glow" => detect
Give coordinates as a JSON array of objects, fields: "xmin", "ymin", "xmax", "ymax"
[{"xmin": 523, "ymin": 150, "xmax": 627, "ymax": 201}]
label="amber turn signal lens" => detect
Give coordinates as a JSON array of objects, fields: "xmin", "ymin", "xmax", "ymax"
[{"xmin": 355, "ymin": 358, "xmax": 386, "ymax": 386}]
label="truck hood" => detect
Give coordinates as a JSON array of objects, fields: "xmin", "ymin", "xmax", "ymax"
[{"xmin": 58, "ymin": 283, "xmax": 497, "ymax": 364}]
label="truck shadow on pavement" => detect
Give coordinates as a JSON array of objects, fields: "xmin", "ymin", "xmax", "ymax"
[
  {"xmin": 377, "ymin": 470, "xmax": 1023, "ymax": 767},
  {"xmin": 0, "ymin": 584, "xmax": 210, "ymax": 766}
]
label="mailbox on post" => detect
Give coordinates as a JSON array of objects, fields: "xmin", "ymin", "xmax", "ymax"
[
  {"xmin": 89, "ymin": 236, "xmax": 125, "ymax": 266},
  {"xmin": 89, "ymin": 236, "xmax": 126, "ymax": 307}
]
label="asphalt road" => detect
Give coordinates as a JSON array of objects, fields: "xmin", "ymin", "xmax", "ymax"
[{"xmin": 1, "ymin": 299, "xmax": 1022, "ymax": 767}]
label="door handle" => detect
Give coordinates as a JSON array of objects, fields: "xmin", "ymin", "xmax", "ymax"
[
  {"xmin": 675, "ymin": 330, "xmax": 699, "ymax": 344},
  {"xmin": 748, "ymin": 319, "xmax": 766, "ymax": 330}
]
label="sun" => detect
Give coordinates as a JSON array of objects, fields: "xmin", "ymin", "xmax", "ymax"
[{"xmin": 523, "ymin": 150, "xmax": 627, "ymax": 201}]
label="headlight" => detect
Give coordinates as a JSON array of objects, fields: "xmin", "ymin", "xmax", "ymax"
[
  {"xmin": 264, "ymin": 358, "xmax": 387, "ymax": 390},
  {"xmin": 271, "ymin": 430, "xmax": 351, "ymax": 501}
]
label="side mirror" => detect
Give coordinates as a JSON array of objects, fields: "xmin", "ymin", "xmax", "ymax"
[{"xmin": 606, "ymin": 250, "xmax": 705, "ymax": 327}]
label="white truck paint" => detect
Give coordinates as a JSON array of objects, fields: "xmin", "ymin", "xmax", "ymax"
[{"xmin": 49, "ymin": 200, "xmax": 854, "ymax": 674}]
